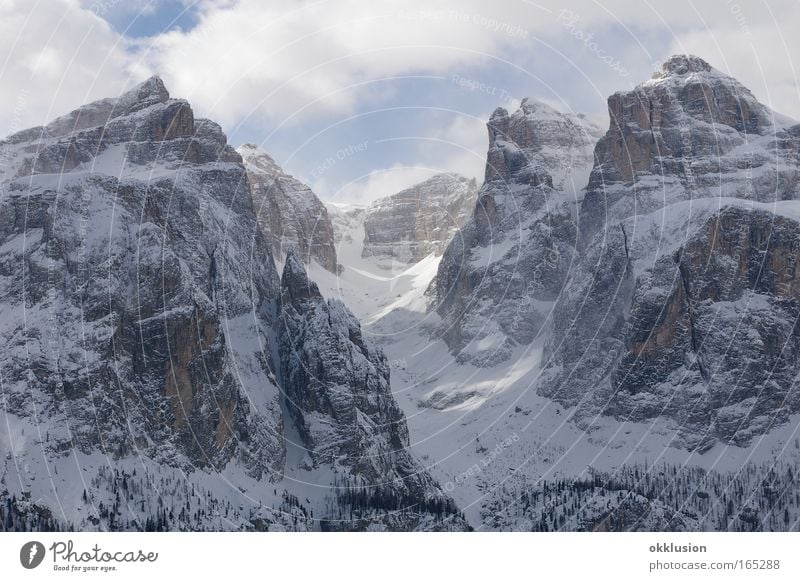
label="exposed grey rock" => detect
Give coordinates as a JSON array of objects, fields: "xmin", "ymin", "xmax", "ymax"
[
  {"xmin": 238, "ymin": 144, "xmax": 338, "ymax": 273},
  {"xmin": 362, "ymin": 173, "xmax": 478, "ymax": 263},
  {"xmin": 581, "ymin": 53, "xmax": 800, "ymax": 237},
  {"xmin": 278, "ymin": 252, "xmax": 468, "ymax": 530},
  {"xmin": 543, "ymin": 56, "xmax": 800, "ymax": 450},
  {"xmin": 428, "ymin": 98, "xmax": 601, "ymax": 365},
  {"xmin": 484, "ymin": 97, "xmax": 603, "ymax": 191},
  {"xmin": 3, "ymin": 76, "xmax": 171, "ymax": 145},
  {"xmin": 610, "ymin": 206, "xmax": 800, "ymax": 449},
  {"xmin": 0, "ymin": 77, "xmax": 286, "ymax": 479}
]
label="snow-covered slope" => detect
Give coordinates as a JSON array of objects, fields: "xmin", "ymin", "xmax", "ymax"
[{"xmin": 322, "ymin": 180, "xmax": 800, "ymax": 532}]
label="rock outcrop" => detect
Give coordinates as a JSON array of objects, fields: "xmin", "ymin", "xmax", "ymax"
[
  {"xmin": 278, "ymin": 253, "xmax": 464, "ymax": 530},
  {"xmin": 428, "ymin": 99, "xmax": 602, "ymax": 365},
  {"xmin": 0, "ymin": 76, "xmax": 284, "ymax": 478},
  {"xmin": 238, "ymin": 144, "xmax": 338, "ymax": 273},
  {"xmin": 611, "ymin": 206, "xmax": 800, "ymax": 449},
  {"xmin": 362, "ymin": 173, "xmax": 478, "ymax": 263},
  {"xmin": 543, "ymin": 55, "xmax": 800, "ymax": 450},
  {"xmin": 581, "ymin": 53, "xmax": 798, "ymax": 236},
  {"xmin": 426, "ymin": 56, "xmax": 800, "ymax": 449},
  {"xmin": 483, "ymin": 97, "xmax": 603, "ymax": 192}
]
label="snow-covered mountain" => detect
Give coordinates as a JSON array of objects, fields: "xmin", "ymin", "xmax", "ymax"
[
  {"xmin": 581, "ymin": 54, "xmax": 798, "ymax": 235},
  {"xmin": 5, "ymin": 55, "xmax": 800, "ymax": 534},
  {"xmin": 543, "ymin": 54, "xmax": 800, "ymax": 451},
  {"xmin": 0, "ymin": 78, "xmax": 466, "ymax": 531},
  {"xmin": 428, "ymin": 97, "xmax": 603, "ymax": 365},
  {"xmin": 237, "ymin": 144, "xmax": 339, "ymax": 273},
  {"xmin": 426, "ymin": 56, "xmax": 800, "ymax": 450},
  {"xmin": 362, "ymin": 173, "xmax": 478, "ymax": 264}
]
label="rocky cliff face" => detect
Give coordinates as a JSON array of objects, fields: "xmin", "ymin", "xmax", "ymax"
[
  {"xmin": 484, "ymin": 97, "xmax": 604, "ymax": 192},
  {"xmin": 238, "ymin": 144, "xmax": 338, "ymax": 273},
  {"xmin": 0, "ymin": 76, "xmax": 285, "ymax": 479},
  {"xmin": 611, "ymin": 206, "xmax": 800, "ymax": 449},
  {"xmin": 543, "ymin": 55, "xmax": 800, "ymax": 450},
  {"xmin": 428, "ymin": 99, "xmax": 602, "ymax": 365},
  {"xmin": 362, "ymin": 173, "xmax": 478, "ymax": 263},
  {"xmin": 581, "ymin": 53, "xmax": 799, "ymax": 236},
  {"xmin": 0, "ymin": 79, "xmax": 463, "ymax": 531},
  {"xmin": 425, "ymin": 56, "xmax": 800, "ymax": 450},
  {"xmin": 278, "ymin": 253, "xmax": 464, "ymax": 530}
]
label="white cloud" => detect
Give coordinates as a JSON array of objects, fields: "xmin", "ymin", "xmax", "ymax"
[
  {"xmin": 134, "ymin": 0, "xmax": 800, "ymax": 131},
  {"xmin": 306, "ymin": 112, "xmax": 489, "ymax": 203},
  {"xmin": 0, "ymin": 0, "xmax": 137, "ymax": 137},
  {"xmin": 138, "ymin": 0, "xmax": 572, "ymax": 127},
  {"xmin": 423, "ymin": 114, "xmax": 489, "ymax": 182},
  {"xmin": 3, "ymin": 0, "xmax": 800, "ymax": 195}
]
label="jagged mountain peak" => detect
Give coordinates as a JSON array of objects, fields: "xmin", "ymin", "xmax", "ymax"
[
  {"xmin": 429, "ymin": 97, "xmax": 600, "ymax": 365},
  {"xmin": 547, "ymin": 57, "xmax": 800, "ymax": 450},
  {"xmin": 581, "ymin": 53, "xmax": 798, "ymax": 228},
  {"xmin": 483, "ymin": 95, "xmax": 602, "ymax": 190},
  {"xmin": 490, "ymin": 105, "xmax": 509, "ymax": 119},
  {"xmin": 645, "ymin": 54, "xmax": 741, "ymax": 91},
  {"xmin": 0, "ymin": 76, "xmax": 287, "ymax": 485},
  {"xmin": 124, "ymin": 74, "xmax": 170, "ymax": 105},
  {"xmin": 281, "ymin": 250, "xmax": 322, "ymax": 301},
  {"xmin": 384, "ymin": 171, "xmax": 474, "ymax": 193},
  {"xmin": 367, "ymin": 171, "xmax": 478, "ymax": 205},
  {"xmin": 0, "ymin": 73, "xmax": 245, "ymax": 182},
  {"xmin": 10, "ymin": 75, "xmax": 173, "ymax": 141},
  {"xmin": 490, "ymin": 96, "xmax": 575, "ymax": 120},
  {"xmin": 518, "ymin": 96, "xmax": 575, "ymax": 120},
  {"xmin": 237, "ymin": 143, "xmax": 285, "ymax": 176},
  {"xmin": 635, "ymin": 54, "xmax": 776, "ymax": 134},
  {"xmin": 655, "ymin": 53, "xmax": 713, "ymax": 77},
  {"xmin": 1, "ymin": 80, "xmax": 464, "ymax": 531}
]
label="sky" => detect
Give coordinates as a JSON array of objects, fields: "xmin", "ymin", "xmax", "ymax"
[{"xmin": 1, "ymin": 0, "xmax": 799, "ymax": 204}]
